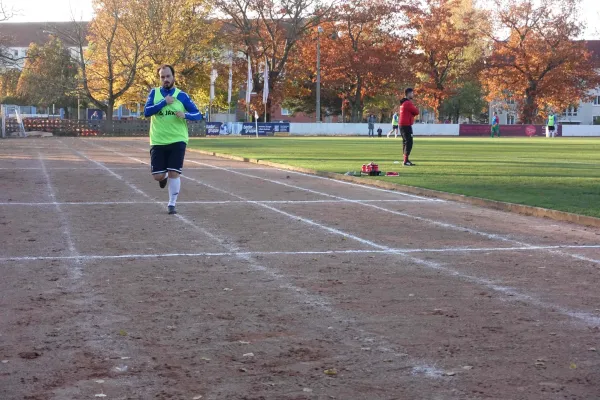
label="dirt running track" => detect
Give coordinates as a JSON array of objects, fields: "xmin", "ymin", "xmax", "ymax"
[{"xmin": 1, "ymin": 137, "xmax": 600, "ymax": 400}]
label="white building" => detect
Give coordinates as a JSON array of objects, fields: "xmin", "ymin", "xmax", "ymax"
[{"xmin": 0, "ymin": 22, "xmax": 88, "ymax": 70}]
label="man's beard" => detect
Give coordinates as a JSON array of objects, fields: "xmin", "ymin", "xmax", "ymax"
[{"xmin": 162, "ymin": 81, "xmax": 174, "ymax": 90}]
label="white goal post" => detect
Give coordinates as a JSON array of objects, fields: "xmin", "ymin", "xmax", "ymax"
[{"xmin": 1, "ymin": 105, "xmax": 27, "ymax": 138}]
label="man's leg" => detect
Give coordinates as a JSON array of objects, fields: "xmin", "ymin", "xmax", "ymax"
[
  {"xmin": 150, "ymin": 145, "xmax": 168, "ymax": 187},
  {"xmin": 394, "ymin": 126, "xmax": 398, "ymax": 138},
  {"xmin": 165, "ymin": 142, "xmax": 186, "ymax": 214},
  {"xmin": 401, "ymin": 127, "xmax": 414, "ymax": 166},
  {"xmin": 405, "ymin": 127, "xmax": 414, "ymax": 160},
  {"xmin": 401, "ymin": 127, "xmax": 408, "ymax": 160}
]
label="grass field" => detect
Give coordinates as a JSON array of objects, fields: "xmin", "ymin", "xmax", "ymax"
[{"xmin": 189, "ymin": 137, "xmax": 600, "ymax": 218}]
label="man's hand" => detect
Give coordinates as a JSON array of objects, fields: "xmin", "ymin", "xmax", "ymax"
[
  {"xmin": 165, "ymin": 95, "xmax": 175, "ymax": 105},
  {"xmin": 176, "ymin": 111, "xmax": 185, "ymax": 119}
]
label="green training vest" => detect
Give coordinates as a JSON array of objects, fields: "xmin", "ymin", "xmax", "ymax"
[
  {"xmin": 392, "ymin": 114, "xmax": 399, "ymax": 126},
  {"xmin": 149, "ymin": 87, "xmax": 188, "ymax": 145},
  {"xmin": 548, "ymin": 115, "xmax": 555, "ymax": 127}
]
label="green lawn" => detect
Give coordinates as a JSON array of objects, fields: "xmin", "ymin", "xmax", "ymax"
[{"xmin": 188, "ymin": 137, "xmax": 600, "ymax": 218}]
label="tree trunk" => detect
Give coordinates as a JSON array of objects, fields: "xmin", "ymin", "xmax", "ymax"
[
  {"xmin": 522, "ymin": 82, "xmax": 538, "ymax": 124},
  {"xmin": 105, "ymin": 105, "xmax": 113, "ymax": 122},
  {"xmin": 351, "ymin": 77, "xmax": 363, "ymax": 122},
  {"xmin": 105, "ymin": 99, "xmax": 114, "ymax": 134}
]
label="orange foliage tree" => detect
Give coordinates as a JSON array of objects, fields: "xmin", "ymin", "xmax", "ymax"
[
  {"xmin": 481, "ymin": 0, "xmax": 600, "ymax": 123},
  {"xmin": 215, "ymin": 0, "xmax": 332, "ymax": 120},
  {"xmin": 405, "ymin": 0, "xmax": 480, "ymax": 121},
  {"xmin": 285, "ymin": 0, "xmax": 410, "ymax": 122}
]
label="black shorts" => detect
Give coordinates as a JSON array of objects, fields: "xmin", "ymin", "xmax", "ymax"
[
  {"xmin": 150, "ymin": 141, "xmax": 186, "ymax": 175},
  {"xmin": 400, "ymin": 125, "xmax": 413, "ymax": 137},
  {"xmin": 548, "ymin": 125, "xmax": 555, "ymax": 131},
  {"xmin": 392, "ymin": 125, "xmax": 399, "ymax": 131}
]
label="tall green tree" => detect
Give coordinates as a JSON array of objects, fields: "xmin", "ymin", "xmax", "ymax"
[
  {"xmin": 16, "ymin": 37, "xmax": 78, "ymax": 114},
  {"xmin": 0, "ymin": 69, "xmax": 21, "ymax": 103},
  {"xmin": 439, "ymin": 80, "xmax": 487, "ymax": 122}
]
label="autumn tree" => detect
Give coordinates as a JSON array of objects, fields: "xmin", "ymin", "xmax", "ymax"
[
  {"xmin": 51, "ymin": 0, "xmax": 153, "ymax": 120},
  {"xmin": 481, "ymin": 0, "xmax": 600, "ymax": 123},
  {"xmin": 16, "ymin": 37, "xmax": 78, "ymax": 114},
  {"xmin": 0, "ymin": 69, "xmax": 20, "ymax": 103},
  {"xmin": 120, "ymin": 0, "xmax": 219, "ymax": 110},
  {"xmin": 405, "ymin": 0, "xmax": 481, "ymax": 121},
  {"xmin": 215, "ymin": 0, "xmax": 333, "ymax": 120},
  {"xmin": 284, "ymin": 0, "xmax": 410, "ymax": 122}
]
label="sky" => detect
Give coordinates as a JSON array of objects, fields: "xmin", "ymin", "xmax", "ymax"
[{"xmin": 5, "ymin": 0, "xmax": 600, "ymax": 39}]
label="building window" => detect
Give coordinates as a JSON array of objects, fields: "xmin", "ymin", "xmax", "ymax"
[
  {"xmin": 506, "ymin": 98, "xmax": 515, "ymax": 105},
  {"xmin": 507, "ymin": 115, "xmax": 515, "ymax": 125},
  {"xmin": 563, "ymin": 107, "xmax": 578, "ymax": 116},
  {"xmin": 593, "ymin": 116, "xmax": 600, "ymax": 125},
  {"xmin": 13, "ymin": 49, "xmax": 18, "ymax": 56},
  {"xmin": 593, "ymin": 96, "xmax": 600, "ymax": 105},
  {"xmin": 281, "ymin": 107, "xmax": 291, "ymax": 116}
]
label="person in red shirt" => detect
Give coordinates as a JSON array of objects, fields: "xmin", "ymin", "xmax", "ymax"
[{"xmin": 399, "ymin": 88, "xmax": 419, "ymax": 166}]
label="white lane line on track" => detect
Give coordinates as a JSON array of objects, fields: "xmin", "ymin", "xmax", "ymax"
[
  {"xmin": 0, "ymin": 199, "xmax": 438, "ymax": 206},
  {"xmin": 76, "ymin": 139, "xmax": 446, "ymax": 378},
  {"xmin": 3, "ymin": 244, "xmax": 600, "ymax": 262},
  {"xmin": 38, "ymin": 152, "xmax": 82, "ymax": 279},
  {"xmin": 179, "ymin": 155, "xmax": 600, "ymax": 265},
  {"xmin": 88, "ymin": 140, "xmax": 600, "ymax": 328}
]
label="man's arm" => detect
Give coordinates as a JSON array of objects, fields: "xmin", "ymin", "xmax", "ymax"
[
  {"xmin": 144, "ymin": 89, "xmax": 167, "ymax": 117},
  {"xmin": 411, "ymin": 102, "xmax": 419, "ymax": 116},
  {"xmin": 177, "ymin": 91, "xmax": 203, "ymax": 121}
]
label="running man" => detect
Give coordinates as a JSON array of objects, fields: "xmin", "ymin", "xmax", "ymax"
[
  {"xmin": 491, "ymin": 112, "xmax": 500, "ymax": 137},
  {"xmin": 144, "ymin": 64, "xmax": 203, "ymax": 215},
  {"xmin": 399, "ymin": 88, "xmax": 419, "ymax": 166},
  {"xmin": 387, "ymin": 112, "xmax": 399, "ymax": 138}
]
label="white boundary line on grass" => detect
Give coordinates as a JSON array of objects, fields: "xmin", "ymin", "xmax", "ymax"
[
  {"xmin": 3, "ymin": 244, "xmax": 600, "ymax": 262},
  {"xmin": 74, "ymin": 139, "xmax": 446, "ymax": 378},
  {"xmin": 91, "ymin": 139, "xmax": 600, "ymax": 327}
]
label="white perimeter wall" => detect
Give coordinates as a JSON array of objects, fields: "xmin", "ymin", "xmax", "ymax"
[
  {"xmin": 562, "ymin": 125, "xmax": 600, "ymax": 137},
  {"xmin": 290, "ymin": 123, "xmax": 460, "ymax": 136},
  {"xmin": 289, "ymin": 123, "xmax": 600, "ymax": 137}
]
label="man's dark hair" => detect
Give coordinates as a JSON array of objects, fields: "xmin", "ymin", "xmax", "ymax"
[
  {"xmin": 157, "ymin": 64, "xmax": 175, "ymax": 77},
  {"xmin": 405, "ymin": 88, "xmax": 414, "ymax": 96}
]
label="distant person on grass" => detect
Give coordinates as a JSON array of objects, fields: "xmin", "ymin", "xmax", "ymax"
[
  {"xmin": 399, "ymin": 88, "xmax": 419, "ymax": 166},
  {"xmin": 491, "ymin": 112, "xmax": 500, "ymax": 137},
  {"xmin": 144, "ymin": 64, "xmax": 203, "ymax": 215},
  {"xmin": 368, "ymin": 114, "xmax": 376, "ymax": 137},
  {"xmin": 387, "ymin": 112, "xmax": 399, "ymax": 138},
  {"xmin": 547, "ymin": 111, "xmax": 556, "ymax": 137}
]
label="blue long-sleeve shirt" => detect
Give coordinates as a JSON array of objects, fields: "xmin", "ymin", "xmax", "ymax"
[{"xmin": 144, "ymin": 87, "xmax": 203, "ymax": 121}]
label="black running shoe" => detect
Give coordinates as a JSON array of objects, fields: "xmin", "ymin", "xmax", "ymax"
[
  {"xmin": 159, "ymin": 177, "xmax": 168, "ymax": 189},
  {"xmin": 403, "ymin": 161, "xmax": 415, "ymax": 166},
  {"xmin": 168, "ymin": 206, "xmax": 177, "ymax": 215}
]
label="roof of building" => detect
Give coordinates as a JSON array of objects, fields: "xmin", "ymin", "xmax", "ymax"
[
  {"xmin": 586, "ymin": 40, "xmax": 600, "ymax": 61},
  {"xmin": 0, "ymin": 21, "xmax": 89, "ymax": 48}
]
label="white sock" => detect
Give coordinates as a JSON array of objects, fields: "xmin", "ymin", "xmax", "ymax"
[{"xmin": 168, "ymin": 176, "xmax": 180, "ymax": 207}]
